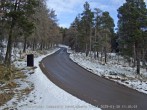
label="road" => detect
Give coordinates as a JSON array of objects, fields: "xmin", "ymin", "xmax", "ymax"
[{"xmin": 40, "ymin": 48, "xmax": 147, "ymax": 110}]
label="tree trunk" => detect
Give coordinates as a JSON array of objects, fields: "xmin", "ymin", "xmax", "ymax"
[
  {"xmin": 42, "ymin": 42, "xmax": 45, "ymax": 50},
  {"xmin": 136, "ymin": 47, "xmax": 141, "ymax": 74},
  {"xmin": 4, "ymin": 22, "xmax": 14, "ymax": 66},
  {"xmin": 32, "ymin": 39, "xmax": 35, "ymax": 51},
  {"xmin": 40, "ymin": 40, "xmax": 43, "ymax": 50},
  {"xmin": 136, "ymin": 57, "xmax": 140, "ymax": 74},
  {"xmin": 133, "ymin": 43, "xmax": 136, "ymax": 67},
  {"xmin": 23, "ymin": 36, "xmax": 27, "ymax": 53},
  {"xmin": 4, "ymin": 0, "xmax": 18, "ymax": 67},
  {"xmin": 85, "ymin": 43, "xmax": 88, "ymax": 57},
  {"xmin": 104, "ymin": 47, "xmax": 107, "ymax": 64},
  {"xmin": 89, "ymin": 23, "xmax": 92, "ymax": 57},
  {"xmin": 4, "ymin": 33, "xmax": 12, "ymax": 66},
  {"xmin": 142, "ymin": 48, "xmax": 146, "ymax": 68},
  {"xmin": 89, "ymin": 36, "xmax": 92, "ymax": 57},
  {"xmin": 97, "ymin": 51, "xmax": 99, "ymax": 59},
  {"xmin": 101, "ymin": 48, "xmax": 103, "ymax": 62}
]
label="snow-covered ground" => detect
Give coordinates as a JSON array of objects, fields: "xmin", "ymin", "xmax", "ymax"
[
  {"xmin": 58, "ymin": 44, "xmax": 70, "ymax": 49},
  {"xmin": 68, "ymin": 49, "xmax": 147, "ymax": 95},
  {"xmin": 1, "ymin": 47, "xmax": 100, "ymax": 110}
]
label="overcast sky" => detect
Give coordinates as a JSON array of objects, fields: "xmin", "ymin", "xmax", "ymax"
[{"xmin": 46, "ymin": 0, "xmax": 147, "ymax": 28}]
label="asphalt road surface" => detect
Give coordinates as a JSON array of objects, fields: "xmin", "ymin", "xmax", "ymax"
[{"xmin": 40, "ymin": 48, "xmax": 147, "ymax": 110}]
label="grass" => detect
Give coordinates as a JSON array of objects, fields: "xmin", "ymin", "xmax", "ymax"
[
  {"xmin": 0, "ymin": 64, "xmax": 28, "ymax": 107},
  {"xmin": 0, "ymin": 93, "xmax": 14, "ymax": 106},
  {"xmin": 0, "ymin": 65, "xmax": 27, "ymax": 83},
  {"xmin": 0, "ymin": 65, "xmax": 10, "ymax": 82},
  {"xmin": 21, "ymin": 87, "xmax": 33, "ymax": 96},
  {"xmin": 0, "ymin": 81, "xmax": 17, "ymax": 106}
]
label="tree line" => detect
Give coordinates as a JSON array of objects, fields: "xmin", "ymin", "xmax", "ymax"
[
  {"xmin": 63, "ymin": 0, "xmax": 147, "ymax": 74},
  {"xmin": 63, "ymin": 2, "xmax": 115, "ymax": 63},
  {"xmin": 0, "ymin": 0, "xmax": 62, "ymax": 66},
  {"xmin": 117, "ymin": 0, "xmax": 147, "ymax": 74}
]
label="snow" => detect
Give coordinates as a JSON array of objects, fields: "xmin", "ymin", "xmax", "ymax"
[
  {"xmin": 1, "ymin": 47, "xmax": 100, "ymax": 110},
  {"xmin": 69, "ymin": 50, "xmax": 147, "ymax": 95},
  {"xmin": 58, "ymin": 44, "xmax": 70, "ymax": 49}
]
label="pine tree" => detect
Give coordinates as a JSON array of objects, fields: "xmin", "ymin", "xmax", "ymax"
[
  {"xmin": 117, "ymin": 0, "xmax": 147, "ymax": 74},
  {"xmin": 1, "ymin": 0, "xmax": 38, "ymax": 66},
  {"xmin": 100, "ymin": 12, "xmax": 115, "ymax": 63},
  {"xmin": 93, "ymin": 8, "xmax": 102, "ymax": 58},
  {"xmin": 81, "ymin": 2, "xmax": 94, "ymax": 55}
]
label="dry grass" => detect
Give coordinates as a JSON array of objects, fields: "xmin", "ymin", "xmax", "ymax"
[
  {"xmin": 0, "ymin": 93, "xmax": 14, "ymax": 106},
  {"xmin": 21, "ymin": 87, "xmax": 33, "ymax": 95},
  {"xmin": 0, "ymin": 65, "xmax": 27, "ymax": 83},
  {"xmin": 0, "ymin": 64, "xmax": 28, "ymax": 107},
  {"xmin": 0, "ymin": 81, "xmax": 17, "ymax": 106},
  {"xmin": 0, "ymin": 82, "xmax": 17, "ymax": 90},
  {"xmin": 0, "ymin": 65, "xmax": 10, "ymax": 82}
]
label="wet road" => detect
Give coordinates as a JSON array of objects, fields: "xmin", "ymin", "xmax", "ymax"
[{"xmin": 40, "ymin": 48, "xmax": 147, "ymax": 110}]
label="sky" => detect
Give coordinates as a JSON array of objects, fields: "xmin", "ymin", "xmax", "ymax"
[{"xmin": 46, "ymin": 0, "xmax": 147, "ymax": 29}]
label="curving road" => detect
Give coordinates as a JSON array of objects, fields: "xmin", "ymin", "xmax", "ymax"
[{"xmin": 40, "ymin": 48, "xmax": 147, "ymax": 110}]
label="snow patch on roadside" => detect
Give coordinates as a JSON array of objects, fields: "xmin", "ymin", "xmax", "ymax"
[
  {"xmin": 58, "ymin": 44, "xmax": 70, "ymax": 49},
  {"xmin": 1, "ymin": 47, "xmax": 100, "ymax": 110},
  {"xmin": 69, "ymin": 51, "xmax": 147, "ymax": 95}
]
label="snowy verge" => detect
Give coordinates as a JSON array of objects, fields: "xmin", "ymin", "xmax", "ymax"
[
  {"xmin": 1, "ymin": 47, "xmax": 100, "ymax": 110},
  {"xmin": 58, "ymin": 44, "xmax": 70, "ymax": 49},
  {"xmin": 69, "ymin": 50, "xmax": 147, "ymax": 95}
]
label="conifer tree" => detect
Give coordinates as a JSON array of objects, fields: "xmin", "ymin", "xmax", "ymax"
[{"xmin": 117, "ymin": 0, "xmax": 147, "ymax": 74}]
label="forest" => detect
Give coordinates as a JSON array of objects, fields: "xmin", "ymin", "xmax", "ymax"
[
  {"xmin": 0, "ymin": 0, "xmax": 62, "ymax": 66},
  {"xmin": 0, "ymin": 0, "xmax": 147, "ymax": 77},
  {"xmin": 0, "ymin": 0, "xmax": 147, "ymax": 109},
  {"xmin": 62, "ymin": 0, "xmax": 147, "ymax": 74}
]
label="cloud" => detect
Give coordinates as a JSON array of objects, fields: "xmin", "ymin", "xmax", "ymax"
[
  {"xmin": 46, "ymin": 0, "xmax": 147, "ymax": 28},
  {"xmin": 59, "ymin": 23, "xmax": 70, "ymax": 28},
  {"xmin": 89, "ymin": 0, "xmax": 125, "ymax": 12},
  {"xmin": 46, "ymin": 0, "xmax": 85, "ymax": 16},
  {"xmin": 110, "ymin": 0, "xmax": 125, "ymax": 5},
  {"xmin": 47, "ymin": 0, "xmax": 147, "ymax": 16},
  {"xmin": 46, "ymin": 0, "xmax": 87, "ymax": 27}
]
